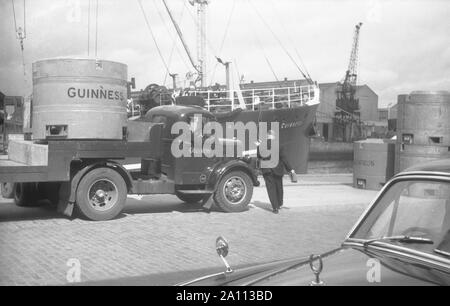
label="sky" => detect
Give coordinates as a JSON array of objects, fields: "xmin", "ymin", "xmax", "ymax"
[{"xmin": 1, "ymin": 0, "xmax": 449, "ymax": 107}]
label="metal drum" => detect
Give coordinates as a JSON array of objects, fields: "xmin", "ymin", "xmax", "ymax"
[
  {"xmin": 32, "ymin": 58, "xmax": 128, "ymax": 140},
  {"xmin": 353, "ymin": 139, "xmax": 395, "ymax": 190},
  {"xmin": 397, "ymin": 91, "xmax": 450, "ymax": 146},
  {"xmin": 396, "ymin": 144, "xmax": 450, "ymax": 173}
]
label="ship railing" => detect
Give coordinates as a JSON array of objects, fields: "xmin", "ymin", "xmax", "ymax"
[{"xmin": 187, "ymin": 84, "xmax": 319, "ymax": 112}]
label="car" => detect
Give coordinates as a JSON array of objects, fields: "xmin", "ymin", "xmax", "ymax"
[{"xmin": 178, "ymin": 159, "xmax": 450, "ymax": 286}]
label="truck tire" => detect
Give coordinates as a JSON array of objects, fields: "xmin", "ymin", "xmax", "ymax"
[
  {"xmin": 1, "ymin": 183, "xmax": 15, "ymax": 199},
  {"xmin": 76, "ymin": 167, "xmax": 127, "ymax": 221},
  {"xmin": 14, "ymin": 182, "xmax": 38, "ymax": 207},
  {"xmin": 214, "ymin": 170, "xmax": 253, "ymax": 213},
  {"xmin": 176, "ymin": 192, "xmax": 204, "ymax": 204}
]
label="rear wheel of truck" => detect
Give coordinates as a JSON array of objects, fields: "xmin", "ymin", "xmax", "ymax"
[
  {"xmin": 176, "ymin": 192, "xmax": 205, "ymax": 204},
  {"xmin": 1, "ymin": 182, "xmax": 15, "ymax": 199},
  {"xmin": 14, "ymin": 182, "xmax": 38, "ymax": 207},
  {"xmin": 76, "ymin": 167, "xmax": 127, "ymax": 221},
  {"xmin": 214, "ymin": 170, "xmax": 253, "ymax": 213}
]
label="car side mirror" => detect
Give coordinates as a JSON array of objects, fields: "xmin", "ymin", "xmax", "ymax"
[{"xmin": 216, "ymin": 236, "xmax": 233, "ymax": 273}]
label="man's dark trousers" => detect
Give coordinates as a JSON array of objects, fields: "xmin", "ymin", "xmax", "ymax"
[{"xmin": 263, "ymin": 173, "xmax": 284, "ymax": 210}]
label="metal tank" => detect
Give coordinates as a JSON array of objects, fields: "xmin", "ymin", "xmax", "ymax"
[
  {"xmin": 395, "ymin": 91, "xmax": 450, "ymax": 173},
  {"xmin": 396, "ymin": 144, "xmax": 450, "ymax": 173},
  {"xmin": 32, "ymin": 58, "xmax": 128, "ymax": 140},
  {"xmin": 353, "ymin": 139, "xmax": 395, "ymax": 190},
  {"xmin": 397, "ymin": 91, "xmax": 450, "ymax": 146}
]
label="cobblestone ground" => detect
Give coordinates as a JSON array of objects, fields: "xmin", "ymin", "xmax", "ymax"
[{"xmin": 0, "ymin": 174, "xmax": 377, "ymax": 285}]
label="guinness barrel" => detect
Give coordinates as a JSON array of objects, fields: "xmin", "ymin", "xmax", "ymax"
[
  {"xmin": 32, "ymin": 58, "xmax": 128, "ymax": 140},
  {"xmin": 353, "ymin": 139, "xmax": 395, "ymax": 190},
  {"xmin": 396, "ymin": 143, "xmax": 450, "ymax": 173},
  {"xmin": 397, "ymin": 91, "xmax": 450, "ymax": 146}
]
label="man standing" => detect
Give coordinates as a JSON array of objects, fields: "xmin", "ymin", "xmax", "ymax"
[{"xmin": 258, "ymin": 131, "xmax": 296, "ymax": 214}]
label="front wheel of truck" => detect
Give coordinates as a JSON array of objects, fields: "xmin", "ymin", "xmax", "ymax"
[
  {"xmin": 214, "ymin": 170, "xmax": 253, "ymax": 213},
  {"xmin": 76, "ymin": 167, "xmax": 127, "ymax": 221}
]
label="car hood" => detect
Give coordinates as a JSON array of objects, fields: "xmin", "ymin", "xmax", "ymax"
[{"xmin": 179, "ymin": 247, "xmax": 450, "ymax": 286}]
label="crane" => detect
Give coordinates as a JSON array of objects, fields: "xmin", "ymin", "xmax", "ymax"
[{"xmin": 335, "ymin": 22, "xmax": 363, "ymax": 141}]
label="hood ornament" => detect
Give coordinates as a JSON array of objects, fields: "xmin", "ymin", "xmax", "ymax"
[
  {"xmin": 216, "ymin": 236, "xmax": 233, "ymax": 274},
  {"xmin": 309, "ymin": 254, "xmax": 324, "ymax": 286}
]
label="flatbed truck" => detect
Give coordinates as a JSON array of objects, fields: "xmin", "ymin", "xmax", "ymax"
[{"xmin": 0, "ymin": 105, "xmax": 259, "ymax": 220}]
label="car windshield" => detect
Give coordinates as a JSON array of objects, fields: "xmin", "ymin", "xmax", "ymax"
[{"xmin": 351, "ymin": 179, "xmax": 450, "ymax": 257}]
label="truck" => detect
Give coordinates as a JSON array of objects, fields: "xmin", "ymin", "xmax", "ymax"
[{"xmin": 0, "ymin": 104, "xmax": 259, "ymax": 221}]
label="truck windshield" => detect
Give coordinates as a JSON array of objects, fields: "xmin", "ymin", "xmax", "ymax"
[{"xmin": 352, "ymin": 180, "xmax": 450, "ymax": 257}]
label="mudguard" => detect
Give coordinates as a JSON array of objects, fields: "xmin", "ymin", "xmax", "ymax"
[{"xmin": 59, "ymin": 161, "xmax": 133, "ymax": 217}]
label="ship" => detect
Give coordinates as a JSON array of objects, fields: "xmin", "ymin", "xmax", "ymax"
[{"xmin": 130, "ymin": 0, "xmax": 321, "ymax": 173}]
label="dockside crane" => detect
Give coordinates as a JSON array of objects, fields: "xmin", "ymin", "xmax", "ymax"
[{"xmin": 335, "ymin": 22, "xmax": 363, "ymax": 142}]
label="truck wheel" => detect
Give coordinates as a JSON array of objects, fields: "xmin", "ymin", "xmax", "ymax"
[
  {"xmin": 14, "ymin": 182, "xmax": 38, "ymax": 207},
  {"xmin": 1, "ymin": 183, "xmax": 15, "ymax": 199},
  {"xmin": 214, "ymin": 170, "xmax": 253, "ymax": 213},
  {"xmin": 76, "ymin": 168, "xmax": 127, "ymax": 221},
  {"xmin": 176, "ymin": 192, "xmax": 204, "ymax": 204}
]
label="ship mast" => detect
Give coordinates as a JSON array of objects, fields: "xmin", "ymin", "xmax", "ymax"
[{"xmin": 189, "ymin": 0, "xmax": 208, "ymax": 87}]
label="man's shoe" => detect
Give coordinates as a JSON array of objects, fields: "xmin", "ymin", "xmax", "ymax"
[{"xmin": 273, "ymin": 208, "xmax": 279, "ymax": 214}]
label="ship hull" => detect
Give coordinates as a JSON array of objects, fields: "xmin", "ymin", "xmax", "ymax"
[{"xmin": 215, "ymin": 103, "xmax": 319, "ymax": 174}]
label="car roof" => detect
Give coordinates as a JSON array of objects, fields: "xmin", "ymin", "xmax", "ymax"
[{"xmin": 397, "ymin": 158, "xmax": 450, "ymax": 177}]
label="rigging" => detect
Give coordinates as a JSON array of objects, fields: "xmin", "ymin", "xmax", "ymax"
[
  {"xmin": 245, "ymin": 0, "xmax": 280, "ymax": 82},
  {"xmin": 247, "ymin": 0, "xmax": 312, "ymax": 84},
  {"xmin": 209, "ymin": 0, "xmax": 236, "ymax": 86},
  {"xmin": 269, "ymin": 0, "xmax": 312, "ymax": 81},
  {"xmin": 11, "ymin": 0, "xmax": 27, "ymax": 76},
  {"xmin": 138, "ymin": 0, "xmax": 172, "ymax": 81},
  {"xmin": 95, "ymin": 0, "xmax": 99, "ymax": 57},
  {"xmin": 150, "ymin": 0, "xmax": 190, "ymax": 86}
]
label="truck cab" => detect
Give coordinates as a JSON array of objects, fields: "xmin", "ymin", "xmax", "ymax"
[{"xmin": 140, "ymin": 105, "xmax": 259, "ymax": 212}]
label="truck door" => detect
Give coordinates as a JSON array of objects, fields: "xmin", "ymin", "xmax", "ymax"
[{"xmin": 173, "ymin": 114, "xmax": 218, "ymax": 185}]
